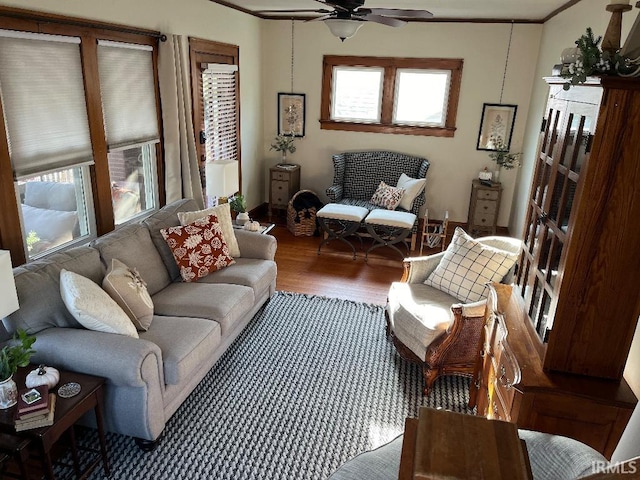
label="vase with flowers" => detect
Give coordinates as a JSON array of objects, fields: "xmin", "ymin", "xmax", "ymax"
[
  {"xmin": 270, "ymin": 134, "xmax": 297, "ymax": 165},
  {"xmin": 0, "ymin": 329, "xmax": 36, "ymax": 408},
  {"xmin": 488, "ymin": 140, "xmax": 522, "ymax": 182}
]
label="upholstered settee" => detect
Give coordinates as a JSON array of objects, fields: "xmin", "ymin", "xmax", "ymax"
[
  {"xmin": 326, "ymin": 151, "xmax": 430, "ymax": 249},
  {"xmin": 3, "ymin": 198, "xmax": 277, "ymax": 447}
]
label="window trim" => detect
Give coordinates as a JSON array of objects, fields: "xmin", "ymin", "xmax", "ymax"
[{"xmin": 320, "ymin": 55, "xmax": 463, "ymax": 137}]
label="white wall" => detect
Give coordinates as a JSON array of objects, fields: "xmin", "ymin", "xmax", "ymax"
[
  {"xmin": 513, "ymin": 0, "xmax": 640, "ymax": 398},
  {"xmin": 261, "ymin": 20, "xmax": 542, "ymax": 226},
  {"xmin": 0, "ymin": 0, "xmax": 266, "ymax": 212}
]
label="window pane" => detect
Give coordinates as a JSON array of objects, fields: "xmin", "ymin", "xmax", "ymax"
[
  {"xmin": 394, "ymin": 69, "xmax": 450, "ymax": 126},
  {"xmin": 18, "ymin": 167, "xmax": 91, "ymax": 260},
  {"xmin": 331, "ymin": 66, "xmax": 383, "ymax": 122},
  {"xmin": 108, "ymin": 144, "xmax": 157, "ymax": 225}
]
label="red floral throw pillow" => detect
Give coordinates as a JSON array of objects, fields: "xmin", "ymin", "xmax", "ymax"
[{"xmin": 160, "ymin": 214, "xmax": 235, "ymax": 282}]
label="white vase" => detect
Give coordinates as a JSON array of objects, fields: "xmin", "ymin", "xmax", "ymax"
[
  {"xmin": 236, "ymin": 212, "xmax": 250, "ymax": 226},
  {"xmin": 493, "ymin": 167, "xmax": 501, "ymax": 183},
  {"xmin": 0, "ymin": 375, "xmax": 18, "ymax": 409}
]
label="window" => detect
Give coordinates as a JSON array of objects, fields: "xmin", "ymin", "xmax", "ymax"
[
  {"xmin": 0, "ymin": 10, "xmax": 163, "ymax": 265},
  {"xmin": 321, "ymin": 56, "xmax": 463, "ymax": 136},
  {"xmin": 188, "ymin": 38, "xmax": 240, "ymax": 206}
]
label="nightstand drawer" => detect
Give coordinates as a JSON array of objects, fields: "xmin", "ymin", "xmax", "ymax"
[
  {"xmin": 271, "ymin": 181, "xmax": 289, "ymax": 206},
  {"xmin": 478, "ymin": 189, "xmax": 499, "ymax": 201},
  {"xmin": 271, "ymin": 171, "xmax": 288, "ymax": 181},
  {"xmin": 473, "ymin": 211, "xmax": 496, "ymax": 226}
]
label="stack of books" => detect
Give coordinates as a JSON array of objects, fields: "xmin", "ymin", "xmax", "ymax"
[{"xmin": 14, "ymin": 385, "xmax": 56, "ymax": 431}]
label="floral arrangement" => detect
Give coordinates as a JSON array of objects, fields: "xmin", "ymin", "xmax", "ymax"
[
  {"xmin": 562, "ymin": 27, "xmax": 611, "ymax": 90},
  {"xmin": 270, "ymin": 134, "xmax": 296, "ymax": 155},
  {"xmin": 488, "ymin": 140, "xmax": 522, "ymax": 170}
]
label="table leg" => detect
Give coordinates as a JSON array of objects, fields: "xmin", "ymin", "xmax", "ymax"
[
  {"xmin": 68, "ymin": 425, "xmax": 81, "ymax": 476},
  {"xmin": 94, "ymin": 391, "xmax": 110, "ymax": 475},
  {"xmin": 42, "ymin": 450, "xmax": 55, "ymax": 480}
]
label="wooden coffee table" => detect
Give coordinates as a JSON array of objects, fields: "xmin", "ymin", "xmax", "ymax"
[{"xmin": 0, "ymin": 368, "xmax": 109, "ymax": 480}]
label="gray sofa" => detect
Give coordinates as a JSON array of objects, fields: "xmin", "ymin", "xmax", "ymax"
[{"xmin": 3, "ymin": 198, "xmax": 277, "ymax": 446}]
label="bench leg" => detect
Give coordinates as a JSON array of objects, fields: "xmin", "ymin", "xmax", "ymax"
[
  {"xmin": 364, "ymin": 223, "xmax": 412, "ymax": 260},
  {"xmin": 317, "ymin": 217, "xmax": 362, "ymax": 260}
]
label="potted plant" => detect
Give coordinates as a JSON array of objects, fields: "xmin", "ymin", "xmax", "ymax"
[
  {"xmin": 488, "ymin": 140, "xmax": 522, "ymax": 182},
  {"xmin": 229, "ymin": 194, "xmax": 250, "ymax": 225},
  {"xmin": 270, "ymin": 134, "xmax": 296, "ymax": 164},
  {"xmin": 0, "ymin": 329, "xmax": 36, "ymax": 408}
]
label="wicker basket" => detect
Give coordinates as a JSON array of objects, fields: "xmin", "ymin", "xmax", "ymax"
[{"xmin": 287, "ymin": 189, "xmax": 319, "ymax": 236}]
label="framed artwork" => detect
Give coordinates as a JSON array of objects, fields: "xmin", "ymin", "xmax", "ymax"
[
  {"xmin": 476, "ymin": 103, "xmax": 518, "ymax": 151},
  {"xmin": 278, "ymin": 93, "xmax": 305, "ymax": 137}
]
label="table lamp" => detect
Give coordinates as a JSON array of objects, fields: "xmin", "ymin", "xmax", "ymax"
[
  {"xmin": 205, "ymin": 160, "xmax": 239, "ymax": 204},
  {"xmin": 0, "ymin": 250, "xmax": 19, "ymax": 320}
]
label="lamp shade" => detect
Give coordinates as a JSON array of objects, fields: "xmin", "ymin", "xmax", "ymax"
[
  {"xmin": 0, "ymin": 250, "xmax": 19, "ymax": 319},
  {"xmin": 325, "ymin": 19, "xmax": 364, "ymax": 41},
  {"xmin": 205, "ymin": 160, "xmax": 239, "ymax": 199}
]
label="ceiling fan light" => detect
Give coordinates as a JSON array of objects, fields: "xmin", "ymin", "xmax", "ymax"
[{"xmin": 325, "ymin": 19, "xmax": 364, "ymax": 41}]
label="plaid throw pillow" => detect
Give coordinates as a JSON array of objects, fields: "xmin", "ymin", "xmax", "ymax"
[
  {"xmin": 370, "ymin": 181, "xmax": 405, "ymax": 210},
  {"xmin": 424, "ymin": 227, "xmax": 518, "ymax": 303},
  {"xmin": 160, "ymin": 214, "xmax": 235, "ymax": 282}
]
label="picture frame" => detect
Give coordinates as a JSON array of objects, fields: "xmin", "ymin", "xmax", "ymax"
[
  {"xmin": 476, "ymin": 103, "xmax": 518, "ymax": 151},
  {"xmin": 278, "ymin": 93, "xmax": 305, "ymax": 137}
]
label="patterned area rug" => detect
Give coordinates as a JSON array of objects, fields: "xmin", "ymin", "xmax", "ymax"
[{"xmin": 78, "ymin": 291, "xmax": 473, "ymax": 480}]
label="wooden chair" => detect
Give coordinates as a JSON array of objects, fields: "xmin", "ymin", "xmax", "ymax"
[{"xmin": 420, "ymin": 209, "xmax": 449, "ymax": 255}]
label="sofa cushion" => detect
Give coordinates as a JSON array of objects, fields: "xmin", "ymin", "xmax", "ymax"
[
  {"xmin": 196, "ymin": 258, "xmax": 277, "ymax": 297},
  {"xmin": 142, "ymin": 198, "xmax": 200, "ymax": 282},
  {"xmin": 60, "ymin": 269, "xmax": 139, "ymax": 338},
  {"xmin": 424, "ymin": 227, "xmax": 518, "ymax": 303},
  {"xmin": 3, "ymin": 246, "xmax": 102, "ymax": 335},
  {"xmin": 177, "ymin": 202, "xmax": 240, "ymax": 258},
  {"xmin": 91, "ymin": 223, "xmax": 170, "ymax": 296},
  {"xmin": 139, "ymin": 315, "xmax": 221, "ymax": 385},
  {"xmin": 160, "ymin": 214, "xmax": 235, "ymax": 283},
  {"xmin": 103, "ymin": 259, "xmax": 154, "ymax": 331},
  {"xmin": 387, "ymin": 282, "xmax": 459, "ymax": 360},
  {"xmin": 370, "ymin": 181, "xmax": 405, "ymax": 210},
  {"xmin": 152, "ymin": 283, "xmax": 254, "ymax": 335}
]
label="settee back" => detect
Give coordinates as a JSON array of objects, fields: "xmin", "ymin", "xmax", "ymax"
[{"xmin": 331, "ymin": 151, "xmax": 430, "ymax": 203}]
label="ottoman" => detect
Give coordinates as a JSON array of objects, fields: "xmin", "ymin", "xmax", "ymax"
[
  {"xmin": 364, "ymin": 209, "xmax": 417, "ymax": 260},
  {"xmin": 317, "ymin": 203, "xmax": 369, "ymax": 259}
]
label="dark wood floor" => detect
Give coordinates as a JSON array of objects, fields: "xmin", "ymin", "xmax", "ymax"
[{"xmin": 264, "ymin": 212, "xmax": 444, "ymax": 305}]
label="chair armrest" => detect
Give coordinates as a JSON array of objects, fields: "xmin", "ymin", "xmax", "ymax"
[
  {"xmin": 326, "ymin": 184, "xmax": 343, "ymax": 203},
  {"xmin": 30, "ymin": 327, "xmax": 164, "ymax": 387},
  {"xmin": 234, "ymin": 229, "xmax": 277, "ymax": 261},
  {"xmin": 401, "ymin": 252, "xmax": 445, "ymax": 283}
]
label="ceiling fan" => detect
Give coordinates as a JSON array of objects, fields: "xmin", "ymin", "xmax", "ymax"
[{"xmin": 257, "ymin": 0, "xmax": 434, "ymax": 41}]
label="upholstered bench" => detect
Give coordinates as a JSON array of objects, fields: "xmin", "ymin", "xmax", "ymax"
[
  {"xmin": 317, "ymin": 203, "xmax": 369, "ymax": 259},
  {"xmin": 364, "ymin": 209, "xmax": 417, "ymax": 260}
]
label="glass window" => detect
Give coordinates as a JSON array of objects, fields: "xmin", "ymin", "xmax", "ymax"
[
  {"xmin": 18, "ymin": 166, "xmax": 92, "ymax": 260},
  {"xmin": 331, "ymin": 66, "xmax": 384, "ymax": 123},
  {"xmin": 108, "ymin": 144, "xmax": 157, "ymax": 224},
  {"xmin": 393, "ymin": 69, "xmax": 450, "ymax": 127},
  {"xmin": 321, "ymin": 55, "xmax": 463, "ymax": 136}
]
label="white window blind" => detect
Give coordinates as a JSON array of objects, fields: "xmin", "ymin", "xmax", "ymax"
[
  {"xmin": 0, "ymin": 31, "xmax": 93, "ymax": 179},
  {"xmin": 331, "ymin": 66, "xmax": 384, "ymax": 123},
  {"xmin": 97, "ymin": 40, "xmax": 159, "ymax": 151},
  {"xmin": 393, "ymin": 69, "xmax": 450, "ymax": 127},
  {"xmin": 202, "ymin": 63, "xmax": 239, "ymax": 163}
]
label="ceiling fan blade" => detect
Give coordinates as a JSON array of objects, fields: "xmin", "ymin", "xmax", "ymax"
[
  {"xmin": 307, "ymin": 14, "xmax": 335, "ymax": 22},
  {"xmin": 360, "ymin": 14, "xmax": 407, "ymax": 27},
  {"xmin": 256, "ymin": 9, "xmax": 331, "ymax": 14},
  {"xmin": 313, "ymin": 0, "xmax": 349, "ymax": 13},
  {"xmin": 366, "ymin": 8, "xmax": 433, "ymax": 19}
]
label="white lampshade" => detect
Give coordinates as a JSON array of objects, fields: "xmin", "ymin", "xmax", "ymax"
[
  {"xmin": 325, "ymin": 19, "xmax": 364, "ymax": 41},
  {"xmin": 0, "ymin": 250, "xmax": 19, "ymax": 319},
  {"xmin": 205, "ymin": 160, "xmax": 239, "ymax": 200}
]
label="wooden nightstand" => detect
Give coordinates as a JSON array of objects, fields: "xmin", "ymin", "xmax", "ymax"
[
  {"xmin": 467, "ymin": 179, "xmax": 502, "ymax": 236},
  {"xmin": 269, "ymin": 164, "xmax": 300, "ymax": 218}
]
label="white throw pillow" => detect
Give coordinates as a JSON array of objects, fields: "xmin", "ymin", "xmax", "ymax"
[
  {"xmin": 424, "ymin": 227, "xmax": 518, "ymax": 303},
  {"xmin": 103, "ymin": 259, "xmax": 154, "ymax": 331},
  {"xmin": 396, "ymin": 173, "xmax": 426, "ymax": 211},
  {"xmin": 60, "ymin": 269, "xmax": 139, "ymax": 338},
  {"xmin": 177, "ymin": 202, "xmax": 240, "ymax": 258}
]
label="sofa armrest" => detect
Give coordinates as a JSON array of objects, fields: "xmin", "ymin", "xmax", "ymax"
[
  {"xmin": 30, "ymin": 327, "xmax": 164, "ymax": 387},
  {"xmin": 326, "ymin": 184, "xmax": 343, "ymax": 203},
  {"xmin": 234, "ymin": 229, "xmax": 277, "ymax": 261},
  {"xmin": 401, "ymin": 252, "xmax": 445, "ymax": 284}
]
